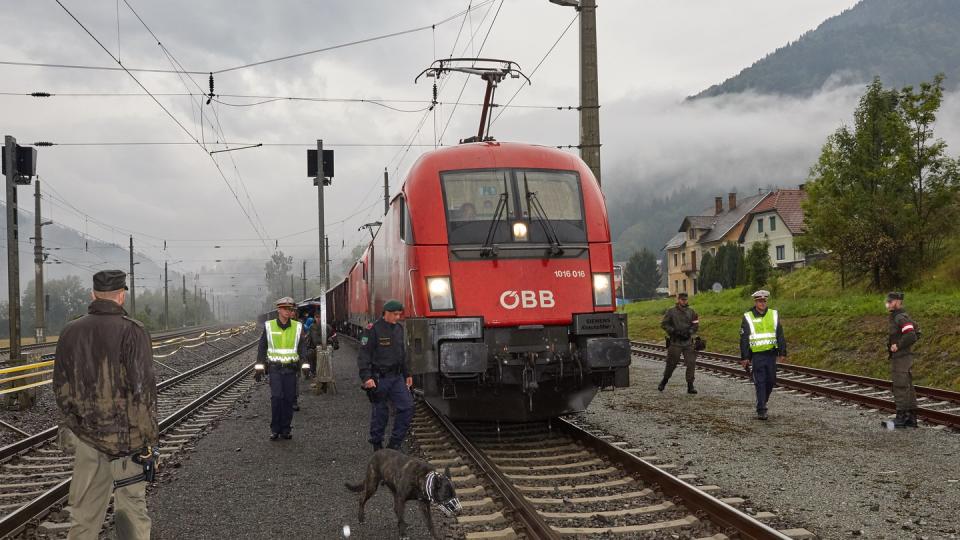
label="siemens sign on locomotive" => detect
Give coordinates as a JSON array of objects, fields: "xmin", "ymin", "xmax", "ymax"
[{"xmin": 323, "ymin": 140, "xmax": 631, "ymax": 421}]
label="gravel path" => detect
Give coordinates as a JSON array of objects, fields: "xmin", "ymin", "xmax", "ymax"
[
  {"xmin": 575, "ymin": 357, "xmax": 960, "ymax": 539},
  {"xmin": 149, "ymin": 346, "xmax": 437, "ymax": 540}
]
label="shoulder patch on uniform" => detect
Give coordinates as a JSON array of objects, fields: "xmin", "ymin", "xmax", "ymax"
[
  {"xmin": 122, "ymin": 315, "xmax": 145, "ymax": 328},
  {"xmin": 366, "ymin": 323, "xmax": 374, "ymax": 330}
]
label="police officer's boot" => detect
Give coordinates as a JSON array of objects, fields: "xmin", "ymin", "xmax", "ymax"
[
  {"xmin": 687, "ymin": 382, "xmax": 698, "ymax": 395},
  {"xmin": 893, "ymin": 410, "xmax": 909, "ymax": 429},
  {"xmin": 906, "ymin": 410, "xmax": 919, "ymax": 428},
  {"xmin": 657, "ymin": 377, "xmax": 668, "ymax": 392}
]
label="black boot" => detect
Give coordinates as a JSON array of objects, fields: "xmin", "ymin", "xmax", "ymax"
[
  {"xmin": 386, "ymin": 439, "xmax": 402, "ymax": 451},
  {"xmin": 687, "ymin": 382, "xmax": 698, "ymax": 395},
  {"xmin": 893, "ymin": 410, "xmax": 909, "ymax": 428},
  {"xmin": 906, "ymin": 410, "xmax": 919, "ymax": 428},
  {"xmin": 657, "ymin": 377, "xmax": 668, "ymax": 392}
]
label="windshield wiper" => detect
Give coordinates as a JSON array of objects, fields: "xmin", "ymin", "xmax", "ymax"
[
  {"xmin": 527, "ymin": 191, "xmax": 564, "ymax": 256},
  {"xmin": 480, "ymin": 193, "xmax": 508, "ymax": 258}
]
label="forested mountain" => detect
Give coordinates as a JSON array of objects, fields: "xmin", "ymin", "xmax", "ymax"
[{"xmin": 693, "ymin": 0, "xmax": 960, "ymax": 99}]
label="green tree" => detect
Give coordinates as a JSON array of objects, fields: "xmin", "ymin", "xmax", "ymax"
[
  {"xmin": 624, "ymin": 248, "xmax": 659, "ymax": 300},
  {"xmin": 899, "ymin": 74, "xmax": 960, "ymax": 273},
  {"xmin": 21, "ymin": 276, "xmax": 90, "ymax": 338},
  {"xmin": 264, "ymin": 251, "xmax": 294, "ymax": 308},
  {"xmin": 745, "ymin": 241, "xmax": 771, "ymax": 292},
  {"xmin": 696, "ymin": 251, "xmax": 715, "ymax": 292},
  {"xmin": 799, "ymin": 78, "xmax": 917, "ymax": 288}
]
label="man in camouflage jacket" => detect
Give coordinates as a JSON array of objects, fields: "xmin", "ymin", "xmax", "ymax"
[
  {"xmin": 885, "ymin": 291, "xmax": 920, "ymax": 429},
  {"xmin": 53, "ymin": 270, "xmax": 157, "ymax": 539}
]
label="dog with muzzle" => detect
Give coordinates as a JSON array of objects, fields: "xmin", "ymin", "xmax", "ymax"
[{"xmin": 345, "ymin": 448, "xmax": 461, "ymax": 539}]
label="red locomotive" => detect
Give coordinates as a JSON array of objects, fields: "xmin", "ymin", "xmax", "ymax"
[{"xmin": 327, "ymin": 138, "xmax": 631, "ymax": 421}]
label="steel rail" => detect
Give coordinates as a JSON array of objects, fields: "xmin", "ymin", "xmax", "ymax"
[
  {"xmin": 419, "ymin": 396, "xmax": 561, "ymax": 540},
  {"xmin": 631, "ymin": 341, "xmax": 960, "ymax": 428},
  {"xmin": 0, "ymin": 338, "xmax": 258, "ymax": 538},
  {"xmin": 557, "ymin": 418, "xmax": 791, "ymax": 540},
  {"xmin": 0, "ymin": 324, "xmax": 226, "ymax": 356}
]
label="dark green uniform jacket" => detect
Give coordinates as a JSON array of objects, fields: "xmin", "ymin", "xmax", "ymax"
[
  {"xmin": 661, "ymin": 305, "xmax": 699, "ymax": 347},
  {"xmin": 357, "ymin": 317, "xmax": 408, "ymax": 381},
  {"xmin": 53, "ymin": 299, "xmax": 158, "ymax": 457},
  {"xmin": 888, "ymin": 309, "xmax": 919, "ymax": 358}
]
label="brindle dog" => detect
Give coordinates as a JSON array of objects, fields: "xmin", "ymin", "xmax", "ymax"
[{"xmin": 345, "ymin": 449, "xmax": 461, "ymax": 539}]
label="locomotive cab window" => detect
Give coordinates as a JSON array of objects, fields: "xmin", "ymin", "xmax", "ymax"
[
  {"xmin": 399, "ymin": 196, "xmax": 414, "ymax": 244},
  {"xmin": 441, "ymin": 168, "xmax": 586, "ymax": 248}
]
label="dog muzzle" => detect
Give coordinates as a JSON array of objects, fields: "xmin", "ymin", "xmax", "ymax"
[{"xmin": 438, "ymin": 497, "xmax": 462, "ymax": 517}]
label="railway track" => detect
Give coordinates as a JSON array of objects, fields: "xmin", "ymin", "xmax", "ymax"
[
  {"xmin": 0, "ymin": 327, "xmax": 258, "ymax": 538},
  {"xmin": 0, "ymin": 324, "xmax": 232, "ymax": 365},
  {"xmin": 631, "ymin": 341, "xmax": 960, "ymax": 429},
  {"xmin": 412, "ymin": 399, "xmax": 813, "ymax": 539}
]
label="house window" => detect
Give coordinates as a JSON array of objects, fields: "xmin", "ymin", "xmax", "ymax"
[
  {"xmin": 770, "ymin": 216, "xmax": 776, "ymax": 231},
  {"xmin": 688, "ymin": 229, "xmax": 696, "ymax": 240},
  {"xmin": 674, "ymin": 280, "xmax": 679, "ymax": 293},
  {"xmin": 757, "ymin": 219, "xmax": 764, "ymax": 234},
  {"xmin": 682, "ymin": 252, "xmax": 686, "ymax": 265},
  {"xmin": 673, "ymin": 253, "xmax": 678, "ymax": 267},
  {"xmin": 776, "ymin": 245, "xmax": 785, "ymax": 260},
  {"xmin": 682, "ymin": 279, "xmax": 687, "ymax": 292}
]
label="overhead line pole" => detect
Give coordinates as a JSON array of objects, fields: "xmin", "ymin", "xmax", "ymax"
[
  {"xmin": 314, "ymin": 140, "xmax": 327, "ymax": 348},
  {"xmin": 383, "ymin": 168, "xmax": 389, "ymax": 216},
  {"xmin": 163, "ymin": 261, "xmax": 169, "ymax": 330},
  {"xmin": 33, "ymin": 180, "xmax": 45, "ymax": 344},
  {"xmin": 129, "ymin": 235, "xmax": 136, "ymax": 316},
  {"xmin": 181, "ymin": 274, "xmax": 186, "ymax": 328},
  {"xmin": 325, "ymin": 235, "xmax": 331, "ymax": 290},
  {"xmin": 302, "ymin": 260, "xmax": 306, "ymax": 299},
  {"xmin": 578, "ymin": 0, "xmax": 602, "ymax": 186}
]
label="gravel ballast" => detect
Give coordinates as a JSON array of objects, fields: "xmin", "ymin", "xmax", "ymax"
[
  {"xmin": 576, "ymin": 356, "xmax": 960, "ymax": 539},
  {"xmin": 149, "ymin": 346, "xmax": 437, "ymax": 540}
]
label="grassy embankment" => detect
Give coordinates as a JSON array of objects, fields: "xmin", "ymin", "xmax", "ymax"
[{"xmin": 624, "ymin": 267, "xmax": 960, "ymax": 392}]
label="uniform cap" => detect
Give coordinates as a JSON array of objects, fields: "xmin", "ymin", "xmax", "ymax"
[
  {"xmin": 677, "ymin": 292, "xmax": 688, "ymax": 299},
  {"xmin": 93, "ymin": 270, "xmax": 128, "ymax": 291},
  {"xmin": 383, "ymin": 299, "xmax": 403, "ymax": 312},
  {"xmin": 275, "ymin": 296, "xmax": 296, "ymax": 308},
  {"xmin": 751, "ymin": 289, "xmax": 770, "ymax": 299},
  {"xmin": 886, "ymin": 291, "xmax": 904, "ymax": 302}
]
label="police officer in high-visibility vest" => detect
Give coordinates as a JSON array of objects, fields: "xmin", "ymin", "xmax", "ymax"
[
  {"xmin": 885, "ymin": 291, "xmax": 920, "ymax": 429},
  {"xmin": 256, "ymin": 297, "xmax": 308, "ymax": 440},
  {"xmin": 358, "ymin": 299, "xmax": 413, "ymax": 452},
  {"xmin": 739, "ymin": 289, "xmax": 787, "ymax": 420}
]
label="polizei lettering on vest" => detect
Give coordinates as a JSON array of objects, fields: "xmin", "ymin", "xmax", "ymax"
[{"xmin": 499, "ymin": 290, "xmax": 556, "ymax": 309}]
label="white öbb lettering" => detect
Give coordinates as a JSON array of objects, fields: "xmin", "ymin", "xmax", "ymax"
[{"xmin": 499, "ymin": 290, "xmax": 555, "ymax": 309}]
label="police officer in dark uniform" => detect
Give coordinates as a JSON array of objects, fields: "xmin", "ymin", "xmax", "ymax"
[
  {"xmin": 885, "ymin": 292, "xmax": 920, "ymax": 429},
  {"xmin": 256, "ymin": 297, "xmax": 309, "ymax": 440},
  {"xmin": 659, "ymin": 292, "xmax": 700, "ymax": 394},
  {"xmin": 53, "ymin": 270, "xmax": 157, "ymax": 539},
  {"xmin": 358, "ymin": 299, "xmax": 413, "ymax": 452}
]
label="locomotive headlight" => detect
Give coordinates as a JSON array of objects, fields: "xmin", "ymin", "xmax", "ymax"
[
  {"xmin": 427, "ymin": 276, "xmax": 454, "ymax": 311},
  {"xmin": 512, "ymin": 221, "xmax": 528, "ymax": 241},
  {"xmin": 593, "ymin": 273, "xmax": 613, "ymax": 307}
]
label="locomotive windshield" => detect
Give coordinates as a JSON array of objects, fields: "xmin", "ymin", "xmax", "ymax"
[{"xmin": 441, "ymin": 169, "xmax": 586, "ymax": 247}]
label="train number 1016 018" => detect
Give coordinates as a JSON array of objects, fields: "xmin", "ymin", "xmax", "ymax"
[{"xmin": 554, "ymin": 270, "xmax": 586, "ymax": 279}]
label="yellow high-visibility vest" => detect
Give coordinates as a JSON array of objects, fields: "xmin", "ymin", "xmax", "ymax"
[
  {"xmin": 744, "ymin": 309, "xmax": 778, "ymax": 353},
  {"xmin": 264, "ymin": 319, "xmax": 302, "ymax": 364}
]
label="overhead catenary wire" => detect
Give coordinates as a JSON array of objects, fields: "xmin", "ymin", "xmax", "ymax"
[{"xmin": 51, "ymin": 0, "xmax": 269, "ymax": 249}]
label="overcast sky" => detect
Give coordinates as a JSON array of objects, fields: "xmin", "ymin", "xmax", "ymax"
[{"xmin": 0, "ymin": 0, "xmax": 872, "ymax": 298}]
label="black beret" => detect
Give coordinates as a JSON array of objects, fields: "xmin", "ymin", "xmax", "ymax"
[
  {"xmin": 93, "ymin": 269, "xmax": 128, "ymax": 291},
  {"xmin": 886, "ymin": 291, "xmax": 904, "ymax": 302}
]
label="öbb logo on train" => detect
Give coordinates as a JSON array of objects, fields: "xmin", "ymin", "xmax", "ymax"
[{"xmin": 499, "ymin": 290, "xmax": 556, "ymax": 309}]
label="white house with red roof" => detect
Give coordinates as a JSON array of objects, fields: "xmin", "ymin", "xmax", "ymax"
[{"xmin": 738, "ymin": 188, "xmax": 808, "ymax": 269}]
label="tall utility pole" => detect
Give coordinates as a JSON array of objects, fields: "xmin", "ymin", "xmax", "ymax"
[
  {"xmin": 325, "ymin": 235, "xmax": 331, "ymax": 289},
  {"xmin": 128, "ymin": 236, "xmax": 136, "ymax": 316},
  {"xmin": 290, "ymin": 274, "xmax": 295, "ymax": 299},
  {"xmin": 163, "ymin": 261, "xmax": 169, "ymax": 330},
  {"xmin": 579, "ymin": 0, "xmax": 602, "ymax": 186},
  {"xmin": 181, "ymin": 274, "xmax": 186, "ymax": 327},
  {"xmin": 302, "ymin": 260, "xmax": 306, "ymax": 299},
  {"xmin": 314, "ymin": 139, "xmax": 327, "ymax": 347},
  {"xmin": 383, "ymin": 168, "xmax": 390, "ymax": 216},
  {"xmin": 33, "ymin": 180, "xmax": 45, "ymax": 343},
  {"xmin": 5, "ymin": 136, "xmax": 22, "ymax": 360},
  {"xmin": 193, "ymin": 277, "xmax": 197, "ymax": 325}
]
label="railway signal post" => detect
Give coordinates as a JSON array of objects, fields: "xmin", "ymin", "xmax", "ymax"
[{"xmin": 308, "ymin": 140, "xmax": 336, "ymax": 393}]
